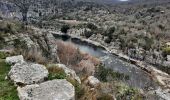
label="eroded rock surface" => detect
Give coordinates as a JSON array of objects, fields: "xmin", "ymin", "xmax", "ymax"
[
  {"xmin": 8, "ymin": 62, "xmax": 48, "ymax": 85},
  {"xmin": 5, "ymin": 55, "xmax": 24, "ymax": 65},
  {"xmin": 87, "ymin": 76, "xmax": 100, "ymax": 87},
  {"xmin": 17, "ymin": 79, "xmax": 75, "ymax": 100}
]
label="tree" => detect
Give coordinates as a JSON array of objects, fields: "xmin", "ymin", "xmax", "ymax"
[
  {"xmin": 9, "ymin": 0, "xmax": 35, "ymax": 23},
  {"xmin": 61, "ymin": 25, "xmax": 70, "ymax": 34}
]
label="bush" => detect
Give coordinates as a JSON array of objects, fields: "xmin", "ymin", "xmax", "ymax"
[
  {"xmin": 61, "ymin": 25, "xmax": 70, "ymax": 33},
  {"xmin": 86, "ymin": 23, "xmax": 97, "ymax": 30},
  {"xmin": 56, "ymin": 41, "xmax": 83, "ymax": 66},
  {"xmin": 0, "ymin": 52, "xmax": 7, "ymax": 59},
  {"xmin": 0, "ymin": 20, "xmax": 23, "ymax": 34},
  {"xmin": 143, "ymin": 36, "xmax": 154, "ymax": 50},
  {"xmin": 116, "ymin": 84, "xmax": 142, "ymax": 100},
  {"xmin": 77, "ymin": 53, "xmax": 100, "ymax": 75},
  {"xmin": 47, "ymin": 66, "xmax": 67, "ymax": 80},
  {"xmin": 162, "ymin": 47, "xmax": 170, "ymax": 55},
  {"xmin": 84, "ymin": 30, "xmax": 93, "ymax": 38},
  {"xmin": 106, "ymin": 26, "xmax": 115, "ymax": 37},
  {"xmin": 67, "ymin": 78, "xmax": 85, "ymax": 99},
  {"xmin": 104, "ymin": 37, "xmax": 112, "ymax": 44},
  {"xmin": 22, "ymin": 49, "xmax": 47, "ymax": 65}
]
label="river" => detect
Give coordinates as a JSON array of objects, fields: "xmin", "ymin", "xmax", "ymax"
[{"xmin": 53, "ymin": 34, "xmax": 159, "ymax": 91}]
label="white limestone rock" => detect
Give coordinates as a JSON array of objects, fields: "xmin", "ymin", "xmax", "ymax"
[
  {"xmin": 8, "ymin": 62, "xmax": 48, "ymax": 85},
  {"xmin": 87, "ymin": 76, "xmax": 100, "ymax": 87},
  {"xmin": 5, "ymin": 55, "xmax": 24, "ymax": 65},
  {"xmin": 17, "ymin": 79, "xmax": 75, "ymax": 100}
]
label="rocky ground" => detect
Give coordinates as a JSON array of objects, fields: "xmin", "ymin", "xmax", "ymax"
[{"xmin": 0, "ymin": 0, "xmax": 170, "ymax": 100}]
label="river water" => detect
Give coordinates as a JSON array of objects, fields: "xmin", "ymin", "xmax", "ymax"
[{"xmin": 53, "ymin": 34, "xmax": 158, "ymax": 91}]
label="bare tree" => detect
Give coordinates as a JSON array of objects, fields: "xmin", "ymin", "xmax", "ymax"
[{"xmin": 9, "ymin": 0, "xmax": 35, "ymax": 23}]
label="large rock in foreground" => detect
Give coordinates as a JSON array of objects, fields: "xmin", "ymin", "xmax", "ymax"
[
  {"xmin": 8, "ymin": 62, "xmax": 48, "ymax": 85},
  {"xmin": 17, "ymin": 79, "xmax": 75, "ymax": 100}
]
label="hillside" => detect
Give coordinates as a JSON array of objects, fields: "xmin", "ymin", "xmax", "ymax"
[{"xmin": 0, "ymin": 0, "xmax": 170, "ymax": 100}]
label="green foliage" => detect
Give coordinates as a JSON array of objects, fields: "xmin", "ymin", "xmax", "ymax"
[
  {"xmin": 104, "ymin": 26, "xmax": 116, "ymax": 43},
  {"xmin": 13, "ymin": 39, "xmax": 27, "ymax": 49},
  {"xmin": 0, "ymin": 20, "xmax": 23, "ymax": 34},
  {"xmin": 86, "ymin": 23, "xmax": 97, "ymax": 30},
  {"xmin": 143, "ymin": 36, "xmax": 154, "ymax": 50},
  {"xmin": 84, "ymin": 30, "xmax": 93, "ymax": 38},
  {"xmin": 0, "ymin": 59, "xmax": 19, "ymax": 100},
  {"xmin": 67, "ymin": 78, "xmax": 85, "ymax": 99},
  {"xmin": 95, "ymin": 64, "xmax": 129, "ymax": 82},
  {"xmin": 116, "ymin": 84, "xmax": 142, "ymax": 100},
  {"xmin": 47, "ymin": 67, "xmax": 67, "ymax": 80},
  {"xmin": 104, "ymin": 37, "xmax": 112, "ymax": 44},
  {"xmin": 107, "ymin": 26, "xmax": 115, "ymax": 37},
  {"xmin": 61, "ymin": 25, "xmax": 70, "ymax": 33},
  {"xmin": 75, "ymin": 83, "xmax": 85, "ymax": 99},
  {"xmin": 162, "ymin": 47, "xmax": 170, "ymax": 55},
  {"xmin": 0, "ymin": 52, "xmax": 7, "ymax": 59},
  {"xmin": 108, "ymin": 27, "xmax": 115, "ymax": 34}
]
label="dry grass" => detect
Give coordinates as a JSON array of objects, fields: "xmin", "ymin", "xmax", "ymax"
[
  {"xmin": 22, "ymin": 49, "xmax": 47, "ymax": 65},
  {"xmin": 56, "ymin": 40, "xmax": 101, "ymax": 75},
  {"xmin": 56, "ymin": 40, "xmax": 83, "ymax": 66}
]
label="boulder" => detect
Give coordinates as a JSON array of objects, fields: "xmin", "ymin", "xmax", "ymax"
[
  {"xmin": 17, "ymin": 79, "xmax": 75, "ymax": 100},
  {"xmin": 8, "ymin": 62, "xmax": 48, "ymax": 85},
  {"xmin": 87, "ymin": 76, "xmax": 100, "ymax": 87},
  {"xmin": 155, "ymin": 88, "xmax": 170, "ymax": 100},
  {"xmin": 45, "ymin": 33, "xmax": 58, "ymax": 61},
  {"xmin": 48, "ymin": 64, "xmax": 81, "ymax": 84},
  {"xmin": 5, "ymin": 55, "xmax": 24, "ymax": 65}
]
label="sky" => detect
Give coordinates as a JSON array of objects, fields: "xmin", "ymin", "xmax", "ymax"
[{"xmin": 119, "ymin": 0, "xmax": 129, "ymax": 1}]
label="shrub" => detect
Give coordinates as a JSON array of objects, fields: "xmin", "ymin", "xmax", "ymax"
[
  {"xmin": 77, "ymin": 53, "xmax": 100, "ymax": 75},
  {"xmin": 84, "ymin": 30, "xmax": 93, "ymax": 38},
  {"xmin": 56, "ymin": 41, "xmax": 83, "ymax": 66},
  {"xmin": 61, "ymin": 25, "xmax": 70, "ymax": 33},
  {"xmin": 0, "ymin": 20, "xmax": 23, "ymax": 34},
  {"xmin": 22, "ymin": 49, "xmax": 47, "ymax": 65},
  {"xmin": 86, "ymin": 23, "xmax": 97, "ymax": 30},
  {"xmin": 116, "ymin": 84, "xmax": 142, "ymax": 100},
  {"xmin": 78, "ymin": 60, "xmax": 95, "ymax": 75},
  {"xmin": 104, "ymin": 37, "xmax": 112, "ymax": 44},
  {"xmin": 106, "ymin": 26, "xmax": 115, "ymax": 37},
  {"xmin": 162, "ymin": 47, "xmax": 170, "ymax": 55},
  {"xmin": 143, "ymin": 36, "xmax": 154, "ymax": 50},
  {"xmin": 0, "ymin": 52, "xmax": 7, "ymax": 59},
  {"xmin": 67, "ymin": 78, "xmax": 85, "ymax": 99},
  {"xmin": 48, "ymin": 66, "xmax": 67, "ymax": 80}
]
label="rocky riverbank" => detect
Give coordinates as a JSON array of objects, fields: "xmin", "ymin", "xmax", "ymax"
[
  {"xmin": 51, "ymin": 31, "xmax": 170, "ymax": 99},
  {"xmin": 0, "ymin": 23, "xmax": 169, "ymax": 99}
]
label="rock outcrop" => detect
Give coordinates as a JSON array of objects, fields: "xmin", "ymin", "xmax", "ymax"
[
  {"xmin": 17, "ymin": 79, "xmax": 75, "ymax": 100},
  {"xmin": 5, "ymin": 55, "xmax": 24, "ymax": 65},
  {"xmin": 6, "ymin": 55, "xmax": 76, "ymax": 99},
  {"xmin": 87, "ymin": 76, "xmax": 100, "ymax": 87},
  {"xmin": 8, "ymin": 62, "xmax": 48, "ymax": 85}
]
